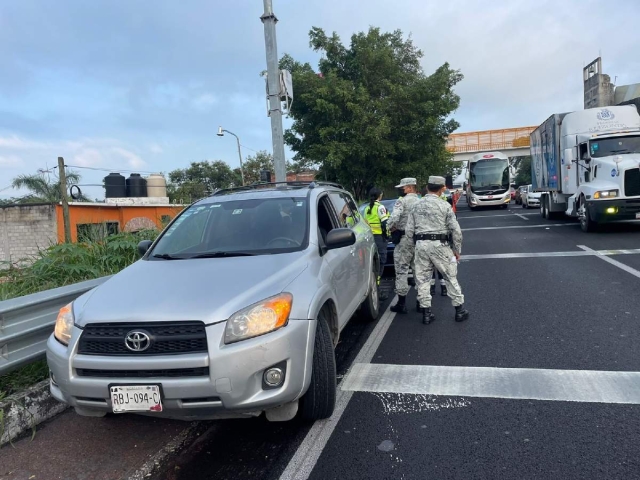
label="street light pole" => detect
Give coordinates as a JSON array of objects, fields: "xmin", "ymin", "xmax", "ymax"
[
  {"xmin": 261, "ymin": 0, "xmax": 286, "ymax": 183},
  {"xmin": 217, "ymin": 126, "xmax": 245, "ymax": 186}
]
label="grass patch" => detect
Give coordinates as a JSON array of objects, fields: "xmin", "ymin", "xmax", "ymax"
[
  {"xmin": 0, "ymin": 229, "xmax": 160, "ymax": 301},
  {"xmin": 0, "ymin": 360, "xmax": 49, "ymax": 398}
]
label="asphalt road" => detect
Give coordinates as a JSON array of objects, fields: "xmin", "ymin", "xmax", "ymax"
[{"xmin": 159, "ymin": 202, "xmax": 640, "ymax": 480}]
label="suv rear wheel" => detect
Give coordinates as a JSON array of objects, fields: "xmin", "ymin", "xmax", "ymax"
[{"xmin": 299, "ymin": 306, "xmax": 337, "ymax": 421}]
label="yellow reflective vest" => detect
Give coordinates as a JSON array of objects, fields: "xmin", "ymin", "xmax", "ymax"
[{"xmin": 365, "ymin": 201, "xmax": 389, "ymax": 235}]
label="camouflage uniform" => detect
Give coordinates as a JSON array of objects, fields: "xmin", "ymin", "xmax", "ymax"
[
  {"xmin": 406, "ymin": 176, "xmax": 469, "ymax": 323},
  {"xmin": 387, "ymin": 192, "xmax": 419, "ymax": 296}
]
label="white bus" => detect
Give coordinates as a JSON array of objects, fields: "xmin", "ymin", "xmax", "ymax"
[{"xmin": 465, "ymin": 151, "xmax": 512, "ymax": 209}]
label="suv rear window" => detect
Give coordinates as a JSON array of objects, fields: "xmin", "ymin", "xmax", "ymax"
[{"xmin": 151, "ymin": 197, "xmax": 309, "ymax": 258}]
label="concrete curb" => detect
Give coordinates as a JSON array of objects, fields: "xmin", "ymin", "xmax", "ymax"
[
  {"xmin": 126, "ymin": 421, "xmax": 207, "ymax": 480},
  {"xmin": 0, "ymin": 379, "xmax": 68, "ymax": 446}
]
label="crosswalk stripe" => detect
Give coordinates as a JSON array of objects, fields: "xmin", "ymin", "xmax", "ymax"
[{"xmin": 341, "ymin": 363, "xmax": 640, "ymax": 404}]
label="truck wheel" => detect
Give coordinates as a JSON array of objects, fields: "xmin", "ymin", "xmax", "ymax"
[
  {"xmin": 359, "ymin": 265, "xmax": 380, "ymax": 321},
  {"xmin": 299, "ymin": 307, "xmax": 337, "ymax": 421},
  {"xmin": 542, "ymin": 197, "xmax": 549, "ymax": 219},
  {"xmin": 579, "ymin": 198, "xmax": 598, "ymax": 233}
]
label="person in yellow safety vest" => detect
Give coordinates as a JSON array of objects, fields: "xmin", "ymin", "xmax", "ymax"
[{"xmin": 364, "ymin": 187, "xmax": 390, "ymax": 301}]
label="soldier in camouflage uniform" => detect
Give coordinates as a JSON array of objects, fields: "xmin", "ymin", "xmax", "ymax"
[
  {"xmin": 387, "ymin": 178, "xmax": 420, "ymax": 314},
  {"xmin": 406, "ymin": 176, "xmax": 470, "ymax": 324}
]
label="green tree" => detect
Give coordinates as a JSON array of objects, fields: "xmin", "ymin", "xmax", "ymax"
[
  {"xmin": 279, "ymin": 27, "xmax": 463, "ymax": 200},
  {"xmin": 238, "ymin": 150, "xmax": 274, "ymax": 184},
  {"xmin": 11, "ymin": 171, "xmax": 89, "ymax": 203},
  {"xmin": 167, "ymin": 160, "xmax": 241, "ymax": 203},
  {"xmin": 514, "ymin": 156, "xmax": 532, "ymax": 186},
  {"xmin": 236, "ymin": 150, "xmax": 299, "ymax": 184}
]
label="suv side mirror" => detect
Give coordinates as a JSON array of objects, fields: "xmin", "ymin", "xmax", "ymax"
[
  {"xmin": 325, "ymin": 228, "xmax": 356, "ymax": 251},
  {"xmin": 138, "ymin": 240, "xmax": 153, "ymax": 257}
]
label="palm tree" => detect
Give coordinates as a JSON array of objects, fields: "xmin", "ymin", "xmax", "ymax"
[{"xmin": 11, "ymin": 171, "xmax": 90, "ymax": 203}]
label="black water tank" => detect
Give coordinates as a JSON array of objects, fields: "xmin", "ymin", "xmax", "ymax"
[
  {"xmin": 104, "ymin": 173, "xmax": 126, "ymax": 198},
  {"xmin": 126, "ymin": 173, "xmax": 147, "ymax": 197}
]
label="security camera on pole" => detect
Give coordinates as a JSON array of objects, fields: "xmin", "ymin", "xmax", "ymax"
[{"xmin": 261, "ymin": 0, "xmax": 292, "ymax": 184}]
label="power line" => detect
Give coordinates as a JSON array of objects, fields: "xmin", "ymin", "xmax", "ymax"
[{"xmin": 65, "ymin": 165, "xmax": 159, "ymax": 175}]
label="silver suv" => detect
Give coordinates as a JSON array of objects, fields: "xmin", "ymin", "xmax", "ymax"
[{"xmin": 46, "ymin": 182, "xmax": 380, "ymax": 422}]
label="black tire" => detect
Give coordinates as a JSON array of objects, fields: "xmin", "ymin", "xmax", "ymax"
[
  {"xmin": 359, "ymin": 267, "xmax": 380, "ymax": 321},
  {"xmin": 579, "ymin": 197, "xmax": 598, "ymax": 233},
  {"xmin": 541, "ymin": 196, "xmax": 548, "ymax": 219},
  {"xmin": 299, "ymin": 307, "xmax": 337, "ymax": 421}
]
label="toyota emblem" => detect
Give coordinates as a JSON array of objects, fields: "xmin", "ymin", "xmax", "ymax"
[{"xmin": 124, "ymin": 331, "xmax": 151, "ymax": 352}]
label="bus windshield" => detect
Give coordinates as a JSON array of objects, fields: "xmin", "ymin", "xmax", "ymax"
[{"xmin": 468, "ymin": 158, "xmax": 510, "ymax": 193}]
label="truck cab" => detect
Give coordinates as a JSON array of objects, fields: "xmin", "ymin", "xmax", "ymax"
[{"xmin": 531, "ymin": 106, "xmax": 640, "ymax": 232}]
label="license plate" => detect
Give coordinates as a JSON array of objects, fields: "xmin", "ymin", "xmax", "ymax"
[{"xmin": 110, "ymin": 385, "xmax": 162, "ymax": 413}]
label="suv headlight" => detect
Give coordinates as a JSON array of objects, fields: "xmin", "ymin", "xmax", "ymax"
[
  {"xmin": 54, "ymin": 303, "xmax": 74, "ymax": 346},
  {"xmin": 224, "ymin": 293, "xmax": 293, "ymax": 344},
  {"xmin": 593, "ymin": 189, "xmax": 618, "ymax": 199}
]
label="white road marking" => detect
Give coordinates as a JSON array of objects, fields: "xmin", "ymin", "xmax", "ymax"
[
  {"xmin": 456, "ymin": 212, "xmax": 538, "ymax": 219},
  {"xmin": 577, "ymin": 245, "xmax": 640, "ymax": 280},
  {"xmin": 514, "ymin": 214, "xmax": 530, "ymax": 221},
  {"xmin": 460, "ymin": 248, "xmax": 640, "ymax": 261},
  {"xmin": 341, "ymin": 364, "xmax": 640, "ymax": 404},
  {"xmin": 462, "ymin": 223, "xmax": 573, "ymax": 232},
  {"xmin": 279, "ymin": 303, "xmax": 397, "ymax": 480}
]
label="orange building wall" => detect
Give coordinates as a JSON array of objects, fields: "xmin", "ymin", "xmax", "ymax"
[{"xmin": 56, "ymin": 204, "xmax": 186, "ymax": 243}]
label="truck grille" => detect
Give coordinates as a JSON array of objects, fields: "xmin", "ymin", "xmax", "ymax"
[
  {"xmin": 625, "ymin": 168, "xmax": 640, "ymax": 197},
  {"xmin": 76, "ymin": 367, "xmax": 209, "ymax": 378},
  {"xmin": 78, "ymin": 322, "xmax": 207, "ymax": 356}
]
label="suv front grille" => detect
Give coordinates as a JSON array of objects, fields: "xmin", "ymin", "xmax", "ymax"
[
  {"xmin": 78, "ymin": 322, "xmax": 207, "ymax": 356},
  {"xmin": 76, "ymin": 367, "xmax": 209, "ymax": 378},
  {"xmin": 625, "ymin": 168, "xmax": 640, "ymax": 197}
]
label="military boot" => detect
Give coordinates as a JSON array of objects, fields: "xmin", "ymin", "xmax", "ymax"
[
  {"xmin": 454, "ymin": 305, "xmax": 470, "ymax": 322},
  {"xmin": 422, "ymin": 307, "xmax": 436, "ymax": 325},
  {"xmin": 441, "ymin": 284, "xmax": 448, "ymax": 296},
  {"xmin": 390, "ymin": 295, "xmax": 407, "ymax": 314},
  {"xmin": 430, "ymin": 283, "xmax": 436, "ymax": 296}
]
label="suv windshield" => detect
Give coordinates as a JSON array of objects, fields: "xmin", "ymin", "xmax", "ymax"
[
  {"xmin": 590, "ymin": 135, "xmax": 640, "ymax": 158},
  {"xmin": 150, "ymin": 197, "xmax": 308, "ymax": 259}
]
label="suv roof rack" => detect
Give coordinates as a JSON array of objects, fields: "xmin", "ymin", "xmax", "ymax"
[{"xmin": 210, "ymin": 181, "xmax": 344, "ymax": 197}]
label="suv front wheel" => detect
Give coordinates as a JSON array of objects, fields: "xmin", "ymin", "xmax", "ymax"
[{"xmin": 299, "ymin": 306, "xmax": 337, "ymax": 421}]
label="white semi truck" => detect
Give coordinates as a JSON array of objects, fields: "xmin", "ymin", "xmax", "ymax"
[
  {"xmin": 465, "ymin": 151, "xmax": 512, "ymax": 209},
  {"xmin": 531, "ymin": 105, "xmax": 640, "ymax": 232}
]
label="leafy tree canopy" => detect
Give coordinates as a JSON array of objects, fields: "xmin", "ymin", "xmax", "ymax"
[
  {"xmin": 280, "ymin": 26, "xmax": 463, "ymax": 199},
  {"xmin": 513, "ymin": 156, "xmax": 532, "ymax": 186},
  {"xmin": 167, "ymin": 160, "xmax": 241, "ymax": 203}
]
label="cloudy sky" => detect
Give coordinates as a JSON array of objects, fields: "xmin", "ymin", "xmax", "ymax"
[{"xmin": 1, "ymin": 0, "xmax": 639, "ymax": 200}]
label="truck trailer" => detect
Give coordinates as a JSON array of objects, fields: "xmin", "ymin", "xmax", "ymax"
[{"xmin": 530, "ymin": 105, "xmax": 640, "ymax": 232}]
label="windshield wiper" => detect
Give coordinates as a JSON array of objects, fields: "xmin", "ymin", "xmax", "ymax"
[
  {"xmin": 152, "ymin": 253, "xmax": 186, "ymax": 260},
  {"xmin": 191, "ymin": 251, "xmax": 257, "ymax": 259}
]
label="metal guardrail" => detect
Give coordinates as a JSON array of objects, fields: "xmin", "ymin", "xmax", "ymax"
[{"xmin": 0, "ymin": 276, "xmax": 110, "ymax": 375}]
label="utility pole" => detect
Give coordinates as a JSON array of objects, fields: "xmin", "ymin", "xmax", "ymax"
[
  {"xmin": 57, "ymin": 156, "xmax": 72, "ymax": 243},
  {"xmin": 261, "ymin": 0, "xmax": 286, "ymax": 183}
]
